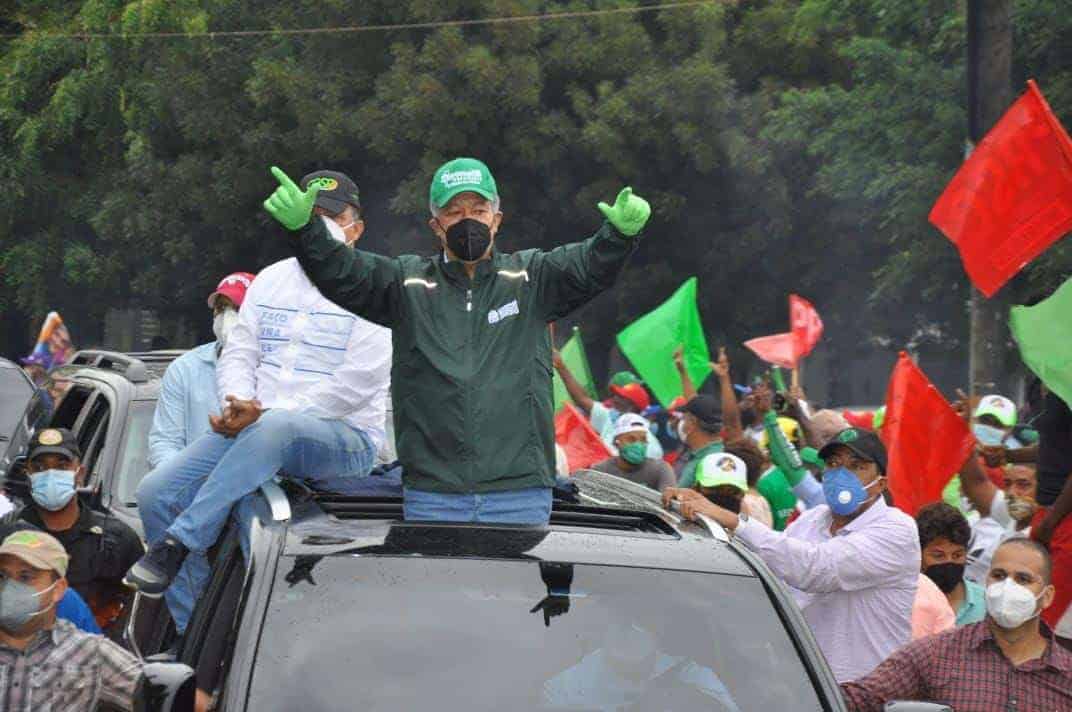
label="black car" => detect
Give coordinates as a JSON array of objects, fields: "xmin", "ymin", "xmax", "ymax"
[
  {"xmin": 128, "ymin": 470, "xmax": 851, "ymax": 711},
  {"xmin": 2, "ymin": 349, "xmax": 183, "ymax": 537},
  {"xmin": 0, "ymin": 356, "xmax": 51, "ymax": 472}
]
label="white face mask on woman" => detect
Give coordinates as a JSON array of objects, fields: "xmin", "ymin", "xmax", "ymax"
[
  {"xmin": 213, "ymin": 308, "xmax": 240, "ymax": 347},
  {"xmin": 985, "ymin": 577, "xmax": 1044, "ymax": 629}
]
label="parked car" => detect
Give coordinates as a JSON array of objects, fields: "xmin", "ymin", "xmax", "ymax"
[
  {"xmin": 1, "ymin": 349, "xmax": 184, "ymax": 536},
  {"xmin": 0, "ymin": 356, "xmax": 51, "ymax": 472},
  {"xmin": 126, "ymin": 470, "xmax": 851, "ymax": 711}
]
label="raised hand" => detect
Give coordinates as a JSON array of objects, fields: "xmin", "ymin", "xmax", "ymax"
[
  {"xmin": 597, "ymin": 186, "xmax": 651, "ymax": 237},
  {"xmin": 263, "ymin": 166, "xmax": 321, "ymax": 231}
]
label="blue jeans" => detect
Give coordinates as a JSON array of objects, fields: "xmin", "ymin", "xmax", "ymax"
[
  {"xmin": 136, "ymin": 410, "xmax": 376, "ymax": 632},
  {"xmin": 403, "ymin": 486, "xmax": 552, "ymax": 525}
]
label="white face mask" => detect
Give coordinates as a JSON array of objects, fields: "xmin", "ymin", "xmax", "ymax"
[
  {"xmin": 985, "ymin": 577, "xmax": 1044, "ymax": 629},
  {"xmin": 676, "ymin": 419, "xmax": 689, "ymax": 444},
  {"xmin": 213, "ymin": 309, "xmax": 240, "ymax": 347}
]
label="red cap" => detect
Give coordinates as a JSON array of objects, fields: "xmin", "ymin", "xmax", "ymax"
[
  {"xmin": 667, "ymin": 396, "xmax": 688, "ymax": 412},
  {"xmin": 207, "ymin": 272, "xmax": 256, "ymax": 309},
  {"xmin": 610, "ymin": 383, "xmax": 651, "ymax": 412}
]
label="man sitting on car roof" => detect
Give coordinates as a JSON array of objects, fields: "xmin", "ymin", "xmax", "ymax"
[
  {"xmin": 145, "ymin": 271, "xmax": 254, "ymax": 471},
  {"xmin": 126, "ymin": 170, "xmax": 392, "ymax": 637}
]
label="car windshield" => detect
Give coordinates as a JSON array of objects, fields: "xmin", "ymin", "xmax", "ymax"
[
  {"xmin": 0, "ymin": 366, "xmax": 33, "ymax": 440},
  {"xmin": 115, "ymin": 401, "xmax": 156, "ymax": 505},
  {"xmin": 249, "ymin": 556, "xmax": 824, "ymax": 711}
]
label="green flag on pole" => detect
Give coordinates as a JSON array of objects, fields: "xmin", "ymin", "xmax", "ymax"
[
  {"xmin": 1010, "ymin": 276, "xmax": 1072, "ymax": 408},
  {"xmin": 616, "ymin": 277, "xmax": 711, "ymax": 407},
  {"xmin": 553, "ymin": 327, "xmax": 596, "ymax": 412}
]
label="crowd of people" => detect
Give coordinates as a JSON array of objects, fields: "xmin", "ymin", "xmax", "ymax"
[{"xmin": 0, "ymin": 156, "xmax": 1069, "ymax": 711}]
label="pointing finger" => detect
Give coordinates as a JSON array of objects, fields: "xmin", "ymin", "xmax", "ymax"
[{"xmin": 270, "ymin": 166, "xmax": 300, "ymax": 193}]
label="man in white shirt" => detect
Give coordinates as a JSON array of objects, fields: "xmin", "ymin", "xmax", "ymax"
[{"xmin": 127, "ymin": 171, "xmax": 391, "ymax": 634}]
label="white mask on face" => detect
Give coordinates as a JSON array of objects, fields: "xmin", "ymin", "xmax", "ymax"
[
  {"xmin": 213, "ymin": 309, "xmax": 240, "ymax": 347},
  {"xmin": 985, "ymin": 577, "xmax": 1044, "ymax": 629},
  {"xmin": 324, "ymin": 216, "xmax": 348, "ymax": 244},
  {"xmin": 676, "ymin": 419, "xmax": 690, "ymax": 444}
]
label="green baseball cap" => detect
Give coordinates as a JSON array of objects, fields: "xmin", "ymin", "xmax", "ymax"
[
  {"xmin": 800, "ymin": 446, "xmax": 824, "ymax": 467},
  {"xmin": 429, "ymin": 158, "xmax": 498, "ymax": 209},
  {"xmin": 695, "ymin": 453, "xmax": 748, "ymax": 492},
  {"xmin": 609, "ymin": 371, "xmax": 642, "ymax": 388}
]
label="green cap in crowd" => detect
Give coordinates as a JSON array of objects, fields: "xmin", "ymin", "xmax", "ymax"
[
  {"xmin": 430, "ymin": 157, "xmax": 498, "ymax": 209},
  {"xmin": 609, "ymin": 371, "xmax": 642, "ymax": 388}
]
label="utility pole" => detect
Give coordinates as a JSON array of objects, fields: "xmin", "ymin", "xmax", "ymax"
[{"xmin": 966, "ymin": 0, "xmax": 1012, "ymax": 396}]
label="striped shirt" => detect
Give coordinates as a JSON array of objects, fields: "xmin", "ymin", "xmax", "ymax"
[{"xmin": 0, "ymin": 619, "xmax": 141, "ymax": 711}]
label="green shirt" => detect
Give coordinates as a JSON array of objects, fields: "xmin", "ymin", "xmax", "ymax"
[
  {"xmin": 956, "ymin": 578, "xmax": 987, "ymax": 626},
  {"xmin": 756, "ymin": 466, "xmax": 798, "ymax": 531},
  {"xmin": 677, "ymin": 440, "xmax": 724, "ymax": 488}
]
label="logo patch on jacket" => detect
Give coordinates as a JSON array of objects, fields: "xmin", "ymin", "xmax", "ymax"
[{"xmin": 487, "ymin": 299, "xmax": 520, "ymax": 324}]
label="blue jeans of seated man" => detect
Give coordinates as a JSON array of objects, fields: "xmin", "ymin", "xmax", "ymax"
[
  {"xmin": 403, "ymin": 486, "xmax": 552, "ymax": 525},
  {"xmin": 135, "ymin": 410, "xmax": 376, "ymax": 632}
]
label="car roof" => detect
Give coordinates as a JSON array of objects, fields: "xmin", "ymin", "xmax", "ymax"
[
  {"xmin": 276, "ymin": 471, "xmax": 755, "ymax": 577},
  {"xmin": 49, "ymin": 349, "xmax": 186, "ymax": 399}
]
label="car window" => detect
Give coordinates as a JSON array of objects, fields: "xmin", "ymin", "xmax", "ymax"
[
  {"xmin": 115, "ymin": 401, "xmax": 156, "ymax": 505},
  {"xmin": 0, "ymin": 367, "xmax": 33, "ymax": 440},
  {"xmin": 249, "ymin": 557, "xmax": 825, "ymax": 711}
]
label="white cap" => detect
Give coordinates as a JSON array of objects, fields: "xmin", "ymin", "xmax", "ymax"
[
  {"xmin": 695, "ymin": 452, "xmax": 748, "ymax": 491},
  {"xmin": 974, "ymin": 395, "xmax": 1017, "ymax": 428},
  {"xmin": 613, "ymin": 413, "xmax": 650, "ymax": 439}
]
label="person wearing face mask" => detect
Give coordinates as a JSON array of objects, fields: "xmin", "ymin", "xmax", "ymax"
[
  {"xmin": 555, "ymin": 357, "xmax": 663, "ymax": 460},
  {"xmin": 673, "ymin": 395, "xmax": 727, "ymax": 488},
  {"xmin": 267, "ymin": 158, "xmax": 648, "ymax": 524},
  {"xmin": 915, "ymin": 502, "xmax": 986, "ymax": 626},
  {"xmin": 840, "ymin": 538, "xmax": 1072, "ymax": 711},
  {"xmin": 589, "ymin": 414, "xmax": 675, "ymax": 492},
  {"xmin": 665, "ymin": 427, "xmax": 919, "ymax": 683},
  {"xmin": 3, "ymin": 429, "xmax": 143, "ymax": 634},
  {"xmin": 127, "ymin": 169, "xmax": 392, "ymax": 636},
  {"xmin": 0, "ymin": 530, "xmax": 143, "ymax": 711},
  {"xmin": 146, "ymin": 271, "xmax": 254, "ymax": 471}
]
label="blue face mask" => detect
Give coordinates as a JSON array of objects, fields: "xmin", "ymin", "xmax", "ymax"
[
  {"xmin": 972, "ymin": 423, "xmax": 1008, "ymax": 447},
  {"xmin": 822, "ymin": 467, "xmax": 879, "ymax": 516},
  {"xmin": 30, "ymin": 469, "xmax": 77, "ymax": 512}
]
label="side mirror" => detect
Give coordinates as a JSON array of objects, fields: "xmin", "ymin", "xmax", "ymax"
[
  {"xmin": 133, "ymin": 662, "xmax": 195, "ymax": 712},
  {"xmin": 885, "ymin": 702, "xmax": 953, "ymax": 712}
]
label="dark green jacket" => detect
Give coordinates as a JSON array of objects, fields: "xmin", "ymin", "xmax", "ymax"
[{"xmin": 292, "ymin": 217, "xmax": 638, "ymax": 494}]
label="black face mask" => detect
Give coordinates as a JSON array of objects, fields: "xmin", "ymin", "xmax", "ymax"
[
  {"xmin": 443, "ymin": 218, "xmax": 492, "ymax": 262},
  {"xmin": 924, "ymin": 562, "xmax": 965, "ymax": 594}
]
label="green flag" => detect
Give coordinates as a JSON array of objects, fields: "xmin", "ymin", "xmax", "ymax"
[
  {"xmin": 616, "ymin": 277, "xmax": 711, "ymax": 407},
  {"xmin": 553, "ymin": 327, "xmax": 595, "ymax": 412},
  {"xmin": 1010, "ymin": 277, "xmax": 1072, "ymax": 407}
]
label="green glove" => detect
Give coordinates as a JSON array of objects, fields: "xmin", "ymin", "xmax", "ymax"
[
  {"xmin": 765, "ymin": 410, "xmax": 807, "ymax": 487},
  {"xmin": 262, "ymin": 166, "xmax": 321, "ymax": 231},
  {"xmin": 598, "ymin": 186, "xmax": 651, "ymax": 237}
]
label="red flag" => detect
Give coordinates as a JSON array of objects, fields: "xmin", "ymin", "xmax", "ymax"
[
  {"xmin": 789, "ymin": 294, "xmax": 823, "ymax": 360},
  {"xmin": 929, "ymin": 80, "xmax": 1072, "ymax": 297},
  {"xmin": 555, "ymin": 403, "xmax": 612, "ymax": 471},
  {"xmin": 842, "ymin": 410, "xmax": 876, "ymax": 432},
  {"xmin": 881, "ymin": 353, "xmax": 975, "ymax": 516},
  {"xmin": 744, "ymin": 332, "xmax": 797, "ymax": 369}
]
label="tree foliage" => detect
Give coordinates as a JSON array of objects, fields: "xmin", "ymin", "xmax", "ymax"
[{"xmin": 1, "ymin": 0, "xmax": 1070, "ymax": 395}]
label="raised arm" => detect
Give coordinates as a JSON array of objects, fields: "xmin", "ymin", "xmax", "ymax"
[
  {"xmin": 674, "ymin": 346, "xmax": 698, "ymax": 401},
  {"xmin": 534, "ymin": 187, "xmax": 648, "ymax": 321},
  {"xmin": 263, "ymin": 166, "xmax": 402, "ymax": 326},
  {"xmin": 710, "ymin": 347, "xmax": 742, "ymax": 440},
  {"xmin": 553, "ymin": 350, "xmax": 596, "ymax": 413},
  {"xmin": 959, "ymin": 447, "xmax": 999, "ymax": 518}
]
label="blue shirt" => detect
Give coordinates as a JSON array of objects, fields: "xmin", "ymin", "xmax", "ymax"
[
  {"xmin": 955, "ymin": 578, "xmax": 987, "ymax": 626},
  {"xmin": 57, "ymin": 588, "xmax": 101, "ymax": 634},
  {"xmin": 147, "ymin": 342, "xmax": 220, "ymax": 469}
]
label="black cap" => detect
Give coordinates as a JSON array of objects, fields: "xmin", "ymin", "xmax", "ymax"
[
  {"xmin": 28, "ymin": 428, "xmax": 81, "ymax": 462},
  {"xmin": 819, "ymin": 428, "xmax": 887, "ymax": 475},
  {"xmin": 300, "ymin": 170, "xmax": 361, "ymax": 215},
  {"xmin": 679, "ymin": 395, "xmax": 723, "ymax": 429}
]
